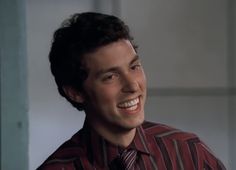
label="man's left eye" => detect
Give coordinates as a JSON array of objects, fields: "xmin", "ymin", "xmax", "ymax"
[{"xmin": 131, "ymin": 64, "xmax": 142, "ymax": 70}]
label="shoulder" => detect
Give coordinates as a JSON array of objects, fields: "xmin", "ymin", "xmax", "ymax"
[
  {"xmin": 37, "ymin": 129, "xmax": 86, "ymax": 170},
  {"xmin": 141, "ymin": 121, "xmax": 226, "ymax": 169},
  {"xmin": 142, "ymin": 121, "xmax": 197, "ymax": 142},
  {"xmin": 37, "ymin": 159, "xmax": 79, "ymax": 170}
]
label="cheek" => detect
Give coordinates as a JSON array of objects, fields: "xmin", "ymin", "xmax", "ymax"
[
  {"xmin": 100, "ymin": 88, "xmax": 119, "ymax": 103},
  {"xmin": 138, "ymin": 71, "xmax": 147, "ymax": 88},
  {"xmin": 88, "ymin": 85, "xmax": 119, "ymax": 105}
]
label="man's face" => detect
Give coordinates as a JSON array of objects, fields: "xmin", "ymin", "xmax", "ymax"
[{"xmin": 81, "ymin": 39, "xmax": 146, "ymax": 134}]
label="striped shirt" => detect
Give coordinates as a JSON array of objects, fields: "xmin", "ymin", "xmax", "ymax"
[{"xmin": 37, "ymin": 121, "xmax": 226, "ymax": 170}]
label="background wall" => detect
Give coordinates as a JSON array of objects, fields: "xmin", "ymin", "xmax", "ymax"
[{"xmin": 1, "ymin": 0, "xmax": 232, "ymax": 169}]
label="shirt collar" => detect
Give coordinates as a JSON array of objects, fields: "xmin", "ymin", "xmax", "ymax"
[{"xmin": 128, "ymin": 124, "xmax": 151, "ymax": 155}]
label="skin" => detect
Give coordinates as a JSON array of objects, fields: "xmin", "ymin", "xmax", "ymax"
[{"xmin": 68, "ymin": 39, "xmax": 147, "ymax": 147}]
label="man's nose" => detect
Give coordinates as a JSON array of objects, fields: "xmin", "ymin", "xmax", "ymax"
[{"xmin": 121, "ymin": 75, "xmax": 139, "ymax": 93}]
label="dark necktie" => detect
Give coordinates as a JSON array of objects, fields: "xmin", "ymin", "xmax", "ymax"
[{"xmin": 119, "ymin": 149, "xmax": 137, "ymax": 170}]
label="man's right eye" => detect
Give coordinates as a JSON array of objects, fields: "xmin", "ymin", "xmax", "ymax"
[
  {"xmin": 104, "ymin": 75, "xmax": 114, "ymax": 80},
  {"xmin": 102, "ymin": 73, "xmax": 118, "ymax": 82}
]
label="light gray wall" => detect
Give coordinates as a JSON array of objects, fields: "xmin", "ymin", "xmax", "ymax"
[
  {"xmin": 228, "ymin": 0, "xmax": 236, "ymax": 168},
  {"xmin": 26, "ymin": 0, "xmax": 234, "ymax": 169}
]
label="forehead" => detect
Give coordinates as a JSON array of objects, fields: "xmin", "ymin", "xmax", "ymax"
[{"xmin": 83, "ymin": 40, "xmax": 137, "ymax": 71}]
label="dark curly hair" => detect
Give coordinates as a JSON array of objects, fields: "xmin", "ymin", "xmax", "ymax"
[{"xmin": 49, "ymin": 12, "xmax": 137, "ymax": 111}]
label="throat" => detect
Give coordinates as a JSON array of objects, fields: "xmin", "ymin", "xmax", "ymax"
[
  {"xmin": 113, "ymin": 129, "xmax": 136, "ymax": 147},
  {"xmin": 96, "ymin": 125, "xmax": 136, "ymax": 148}
]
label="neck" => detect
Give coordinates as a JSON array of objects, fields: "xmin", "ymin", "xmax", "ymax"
[
  {"xmin": 86, "ymin": 119, "xmax": 136, "ymax": 148},
  {"xmin": 106, "ymin": 128, "xmax": 136, "ymax": 148}
]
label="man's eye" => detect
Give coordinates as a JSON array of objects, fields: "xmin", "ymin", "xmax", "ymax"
[
  {"xmin": 102, "ymin": 73, "xmax": 118, "ymax": 82},
  {"xmin": 131, "ymin": 64, "xmax": 142, "ymax": 70},
  {"xmin": 105, "ymin": 75, "xmax": 114, "ymax": 80}
]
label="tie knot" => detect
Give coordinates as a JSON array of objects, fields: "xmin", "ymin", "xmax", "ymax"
[{"xmin": 119, "ymin": 149, "xmax": 137, "ymax": 170}]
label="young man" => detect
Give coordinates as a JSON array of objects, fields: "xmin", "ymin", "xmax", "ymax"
[{"xmin": 38, "ymin": 12, "xmax": 225, "ymax": 170}]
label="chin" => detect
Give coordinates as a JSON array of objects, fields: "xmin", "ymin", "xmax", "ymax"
[{"xmin": 128, "ymin": 116, "xmax": 144, "ymax": 129}]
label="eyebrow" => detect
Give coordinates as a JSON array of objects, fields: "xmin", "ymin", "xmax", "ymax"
[{"xmin": 95, "ymin": 54, "xmax": 140, "ymax": 77}]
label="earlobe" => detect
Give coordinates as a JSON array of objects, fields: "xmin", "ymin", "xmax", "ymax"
[{"xmin": 63, "ymin": 86, "xmax": 84, "ymax": 103}]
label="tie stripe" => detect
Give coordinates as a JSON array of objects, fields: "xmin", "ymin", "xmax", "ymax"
[{"xmin": 120, "ymin": 149, "xmax": 137, "ymax": 170}]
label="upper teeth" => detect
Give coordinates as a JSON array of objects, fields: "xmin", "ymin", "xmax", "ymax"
[{"xmin": 118, "ymin": 98, "xmax": 139, "ymax": 108}]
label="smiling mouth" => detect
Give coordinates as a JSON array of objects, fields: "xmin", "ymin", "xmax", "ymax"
[{"xmin": 118, "ymin": 97, "xmax": 140, "ymax": 111}]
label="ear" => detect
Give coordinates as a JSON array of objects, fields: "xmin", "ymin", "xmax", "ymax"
[{"xmin": 62, "ymin": 86, "xmax": 84, "ymax": 103}]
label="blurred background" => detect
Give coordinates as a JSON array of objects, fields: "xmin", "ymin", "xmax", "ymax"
[{"xmin": 1, "ymin": 0, "xmax": 235, "ymax": 169}]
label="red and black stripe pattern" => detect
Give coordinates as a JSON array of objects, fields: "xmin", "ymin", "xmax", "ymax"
[{"xmin": 38, "ymin": 121, "xmax": 226, "ymax": 170}]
